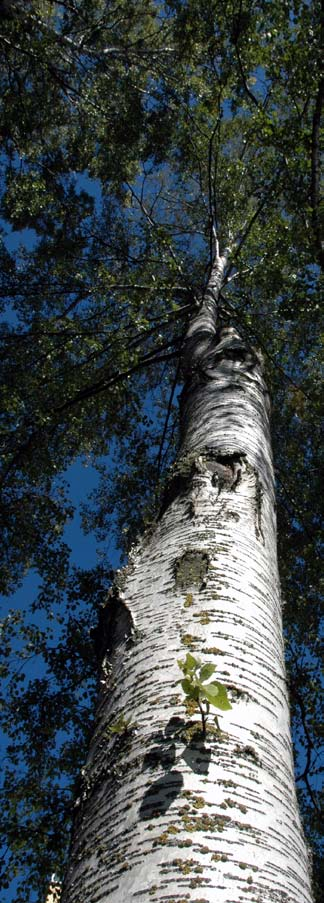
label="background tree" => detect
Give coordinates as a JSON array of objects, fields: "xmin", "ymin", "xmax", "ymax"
[{"xmin": 0, "ymin": 0, "xmax": 323, "ymax": 900}]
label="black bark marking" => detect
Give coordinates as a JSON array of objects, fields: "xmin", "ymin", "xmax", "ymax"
[
  {"xmin": 161, "ymin": 450, "xmax": 246, "ymax": 515},
  {"xmin": 174, "ymin": 551, "xmax": 209, "ymax": 590},
  {"xmin": 254, "ymin": 474, "xmax": 264, "ymax": 543},
  {"xmin": 160, "ymin": 469, "xmax": 192, "ymax": 516},
  {"xmin": 210, "ymin": 453, "xmax": 244, "ymax": 492},
  {"xmin": 183, "ymin": 326, "xmax": 263, "ymax": 386},
  {"xmin": 92, "ymin": 586, "xmax": 136, "ymax": 666}
]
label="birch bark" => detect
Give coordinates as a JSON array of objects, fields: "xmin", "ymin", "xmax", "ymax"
[{"xmin": 62, "ymin": 250, "xmax": 313, "ymax": 903}]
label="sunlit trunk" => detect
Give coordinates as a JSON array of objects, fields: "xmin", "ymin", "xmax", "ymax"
[{"xmin": 62, "ymin": 253, "xmax": 313, "ymax": 903}]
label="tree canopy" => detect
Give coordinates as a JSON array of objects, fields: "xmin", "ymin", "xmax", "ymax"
[{"xmin": 0, "ymin": 1, "xmax": 323, "ymax": 900}]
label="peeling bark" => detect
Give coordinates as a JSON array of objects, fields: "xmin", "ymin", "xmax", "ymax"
[{"xmin": 62, "ymin": 252, "xmax": 313, "ymax": 903}]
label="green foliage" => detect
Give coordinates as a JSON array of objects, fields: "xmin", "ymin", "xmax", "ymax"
[
  {"xmin": 0, "ymin": 0, "xmax": 323, "ymax": 899},
  {"xmin": 178, "ymin": 653, "xmax": 232, "ymax": 734},
  {"xmin": 106, "ymin": 715, "xmax": 137, "ymax": 736},
  {"xmin": 0, "ymin": 564, "xmax": 108, "ymax": 900}
]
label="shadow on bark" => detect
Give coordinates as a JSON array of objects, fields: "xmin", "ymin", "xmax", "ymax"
[
  {"xmin": 139, "ymin": 770, "xmax": 184, "ymax": 820},
  {"xmin": 139, "ymin": 717, "xmax": 211, "ymax": 819},
  {"xmin": 182, "ymin": 735, "xmax": 211, "ymax": 775}
]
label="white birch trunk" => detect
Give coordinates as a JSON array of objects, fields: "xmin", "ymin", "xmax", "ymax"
[{"xmin": 62, "ymin": 254, "xmax": 313, "ymax": 903}]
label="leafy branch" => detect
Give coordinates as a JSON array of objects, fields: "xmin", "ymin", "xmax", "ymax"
[{"xmin": 178, "ymin": 653, "xmax": 232, "ymax": 736}]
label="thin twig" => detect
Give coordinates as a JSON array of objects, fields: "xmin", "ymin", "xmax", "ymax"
[{"xmin": 155, "ymin": 350, "xmax": 183, "ymax": 481}]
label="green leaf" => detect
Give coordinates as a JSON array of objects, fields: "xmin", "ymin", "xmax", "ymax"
[
  {"xmin": 199, "ymin": 663, "xmax": 216, "ymax": 681},
  {"xmin": 181, "ymin": 677, "xmax": 194, "ymax": 694},
  {"xmin": 181, "ymin": 678, "xmax": 200, "ymax": 700},
  {"xmin": 178, "ymin": 652, "xmax": 200, "ymax": 675},
  {"xmin": 200, "ymin": 682, "xmax": 232, "ymax": 711}
]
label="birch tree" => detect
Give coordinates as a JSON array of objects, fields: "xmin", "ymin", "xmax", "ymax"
[
  {"xmin": 60, "ymin": 225, "xmax": 314, "ymax": 901},
  {"xmin": 0, "ymin": 1, "xmax": 323, "ymax": 900}
]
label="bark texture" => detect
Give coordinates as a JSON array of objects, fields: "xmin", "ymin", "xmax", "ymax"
[{"xmin": 62, "ymin": 255, "xmax": 313, "ymax": 903}]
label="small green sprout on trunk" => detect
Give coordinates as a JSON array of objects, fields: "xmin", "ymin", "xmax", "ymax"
[
  {"xmin": 106, "ymin": 714, "xmax": 137, "ymax": 735},
  {"xmin": 178, "ymin": 653, "xmax": 232, "ymax": 735}
]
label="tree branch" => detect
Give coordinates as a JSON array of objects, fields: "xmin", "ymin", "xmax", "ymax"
[
  {"xmin": 0, "ymin": 341, "xmax": 182, "ymax": 487},
  {"xmin": 293, "ymin": 685, "xmax": 323, "ymax": 818},
  {"xmin": 310, "ymin": 76, "xmax": 324, "ymax": 269}
]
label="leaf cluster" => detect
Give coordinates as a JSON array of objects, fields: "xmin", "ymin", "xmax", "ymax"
[{"xmin": 178, "ymin": 652, "xmax": 232, "ymax": 734}]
